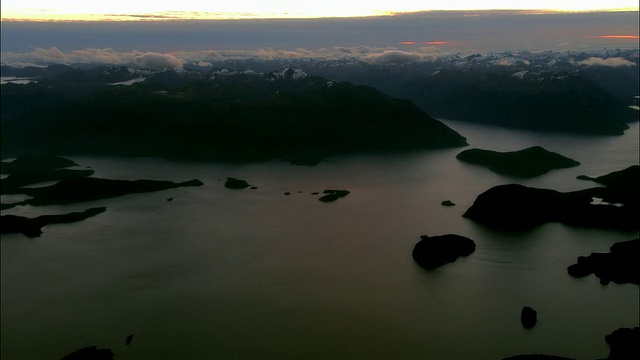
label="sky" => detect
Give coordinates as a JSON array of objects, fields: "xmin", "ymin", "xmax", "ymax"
[
  {"xmin": 1, "ymin": 1, "xmax": 638, "ymax": 68},
  {"xmin": 1, "ymin": 1, "xmax": 639, "ymax": 21}
]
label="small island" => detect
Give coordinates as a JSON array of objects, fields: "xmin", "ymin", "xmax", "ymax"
[
  {"xmin": 412, "ymin": 234, "xmax": 476, "ymax": 269},
  {"xmin": 521, "ymin": 306, "xmax": 538, "ymax": 329},
  {"xmin": 318, "ymin": 189, "xmax": 350, "ymax": 202},
  {"xmin": 224, "ymin": 177, "xmax": 251, "ymax": 189},
  {"xmin": 456, "ymin": 146, "xmax": 580, "ymax": 178}
]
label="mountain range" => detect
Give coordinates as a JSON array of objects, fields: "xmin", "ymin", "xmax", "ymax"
[
  {"xmin": 3, "ymin": 49, "xmax": 637, "ymax": 135},
  {"xmin": 1, "ymin": 67, "xmax": 467, "ymax": 165}
]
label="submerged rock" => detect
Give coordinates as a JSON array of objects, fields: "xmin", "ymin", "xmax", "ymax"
[
  {"xmin": 456, "ymin": 146, "xmax": 580, "ymax": 178},
  {"xmin": 318, "ymin": 189, "xmax": 350, "ymax": 202},
  {"xmin": 521, "ymin": 306, "xmax": 538, "ymax": 329},
  {"xmin": 412, "ymin": 234, "xmax": 476, "ymax": 269},
  {"xmin": 567, "ymin": 238, "xmax": 639, "ymax": 285},
  {"xmin": 1, "ymin": 207, "xmax": 106, "ymax": 237},
  {"xmin": 441, "ymin": 200, "xmax": 456, "ymax": 206}
]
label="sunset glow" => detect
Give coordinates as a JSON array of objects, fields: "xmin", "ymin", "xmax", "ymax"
[
  {"xmin": 1, "ymin": 0, "xmax": 638, "ymax": 21},
  {"xmin": 598, "ymin": 35, "xmax": 640, "ymax": 39}
]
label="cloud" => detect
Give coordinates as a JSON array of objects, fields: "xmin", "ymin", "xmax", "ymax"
[
  {"xmin": 68, "ymin": 48, "xmax": 130, "ymax": 65},
  {"xmin": 362, "ymin": 50, "xmax": 425, "ymax": 64},
  {"xmin": 577, "ymin": 57, "xmax": 636, "ymax": 67},
  {"xmin": 31, "ymin": 47, "xmax": 67, "ymax": 62},
  {"xmin": 0, "ymin": 45, "xmax": 463, "ymax": 68},
  {"xmin": 132, "ymin": 52, "xmax": 185, "ymax": 70},
  {"xmin": 254, "ymin": 47, "xmax": 313, "ymax": 60},
  {"xmin": 1, "ymin": 47, "xmax": 185, "ymax": 69}
]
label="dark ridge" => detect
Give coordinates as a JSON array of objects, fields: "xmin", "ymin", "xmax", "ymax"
[
  {"xmin": 456, "ymin": 146, "xmax": 580, "ymax": 178},
  {"xmin": 1, "ymin": 72, "xmax": 467, "ymax": 165}
]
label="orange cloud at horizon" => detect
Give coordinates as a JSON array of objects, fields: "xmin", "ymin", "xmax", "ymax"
[
  {"xmin": 401, "ymin": 41, "xmax": 458, "ymax": 46},
  {"xmin": 594, "ymin": 35, "xmax": 639, "ymax": 39}
]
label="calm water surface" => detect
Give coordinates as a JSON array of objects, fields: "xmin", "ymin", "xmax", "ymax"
[{"xmin": 1, "ymin": 121, "xmax": 638, "ymax": 359}]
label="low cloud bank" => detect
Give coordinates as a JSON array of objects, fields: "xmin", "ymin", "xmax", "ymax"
[
  {"xmin": 133, "ymin": 52, "xmax": 185, "ymax": 70},
  {"xmin": 363, "ymin": 50, "xmax": 430, "ymax": 64},
  {"xmin": 1, "ymin": 46, "xmax": 443, "ymax": 68},
  {"xmin": 1, "ymin": 46, "xmax": 637, "ymax": 71},
  {"xmin": 1, "ymin": 47, "xmax": 186, "ymax": 69},
  {"xmin": 578, "ymin": 57, "xmax": 636, "ymax": 67}
]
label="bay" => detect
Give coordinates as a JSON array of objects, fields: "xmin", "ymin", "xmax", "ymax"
[{"xmin": 1, "ymin": 121, "xmax": 638, "ymax": 359}]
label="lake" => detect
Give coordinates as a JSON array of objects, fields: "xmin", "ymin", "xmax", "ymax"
[{"xmin": 1, "ymin": 120, "xmax": 638, "ymax": 359}]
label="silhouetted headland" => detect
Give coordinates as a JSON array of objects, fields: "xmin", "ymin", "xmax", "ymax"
[
  {"xmin": 9, "ymin": 177, "xmax": 203, "ymax": 206},
  {"xmin": 605, "ymin": 327, "xmax": 640, "ymax": 360},
  {"xmin": 567, "ymin": 238, "xmax": 640, "ymax": 285},
  {"xmin": 1, "ymin": 207, "xmax": 106, "ymax": 237},
  {"xmin": 463, "ymin": 166, "xmax": 639, "ymax": 231}
]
